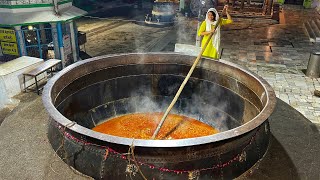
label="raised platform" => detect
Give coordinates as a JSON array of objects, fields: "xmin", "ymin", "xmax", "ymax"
[
  {"xmin": 0, "ymin": 56, "xmax": 44, "ymax": 109},
  {"xmin": 174, "ymin": 43, "xmax": 201, "ymax": 57}
]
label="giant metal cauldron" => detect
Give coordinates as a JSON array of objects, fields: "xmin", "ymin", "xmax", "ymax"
[
  {"xmin": 144, "ymin": 2, "xmax": 175, "ymax": 26},
  {"xmin": 42, "ymin": 53, "xmax": 276, "ymax": 179}
]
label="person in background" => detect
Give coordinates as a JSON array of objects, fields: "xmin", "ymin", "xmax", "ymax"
[{"xmin": 198, "ymin": 5, "xmax": 232, "ymax": 59}]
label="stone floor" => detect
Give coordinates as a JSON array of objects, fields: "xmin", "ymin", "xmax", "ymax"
[
  {"xmin": 174, "ymin": 5, "xmax": 320, "ymax": 126},
  {"xmin": 77, "ymin": 4, "xmax": 320, "ymax": 126},
  {"xmin": 219, "ymin": 5, "xmax": 320, "ymax": 125}
]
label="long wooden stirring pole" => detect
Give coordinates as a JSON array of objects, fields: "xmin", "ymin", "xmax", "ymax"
[{"xmin": 151, "ymin": 18, "xmax": 222, "ymax": 139}]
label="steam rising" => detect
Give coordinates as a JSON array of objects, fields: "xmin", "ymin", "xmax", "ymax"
[
  {"xmin": 126, "ymin": 81, "xmax": 230, "ymax": 132},
  {"xmin": 135, "ymin": 95, "xmax": 161, "ymax": 113},
  {"xmin": 176, "ymin": 17, "xmax": 190, "ymax": 44},
  {"xmin": 117, "ymin": 11, "xmax": 231, "ymax": 131}
]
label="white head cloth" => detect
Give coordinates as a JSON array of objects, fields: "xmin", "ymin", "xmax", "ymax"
[{"xmin": 205, "ymin": 8, "xmax": 221, "ymax": 57}]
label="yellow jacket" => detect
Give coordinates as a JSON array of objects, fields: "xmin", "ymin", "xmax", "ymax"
[{"xmin": 198, "ymin": 18, "xmax": 232, "ymax": 59}]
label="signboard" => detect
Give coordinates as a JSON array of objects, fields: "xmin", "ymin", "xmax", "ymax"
[
  {"xmin": 62, "ymin": 34, "xmax": 72, "ymax": 67},
  {"xmin": 0, "ymin": 28, "xmax": 17, "ymax": 43},
  {"xmin": 0, "ymin": 28, "xmax": 18, "ymax": 56},
  {"xmin": 0, "ymin": 42, "xmax": 19, "ymax": 56}
]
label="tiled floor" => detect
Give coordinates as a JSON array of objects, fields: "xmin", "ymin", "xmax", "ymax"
[
  {"xmin": 218, "ymin": 5, "xmax": 320, "ymax": 125},
  {"xmin": 77, "ymin": 4, "xmax": 320, "ymax": 125}
]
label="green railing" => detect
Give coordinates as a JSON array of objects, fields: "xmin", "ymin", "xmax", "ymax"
[{"xmin": 0, "ymin": 0, "xmax": 72, "ymax": 8}]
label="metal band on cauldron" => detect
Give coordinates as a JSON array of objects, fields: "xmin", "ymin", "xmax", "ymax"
[{"xmin": 56, "ymin": 122, "xmax": 264, "ymax": 175}]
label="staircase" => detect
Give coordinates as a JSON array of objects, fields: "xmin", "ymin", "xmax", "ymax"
[
  {"xmin": 229, "ymin": 0, "xmax": 264, "ymax": 10},
  {"xmin": 217, "ymin": 0, "xmax": 275, "ymax": 18},
  {"xmin": 304, "ymin": 19, "xmax": 320, "ymax": 42}
]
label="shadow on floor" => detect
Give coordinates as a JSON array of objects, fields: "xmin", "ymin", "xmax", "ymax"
[
  {"xmin": 79, "ymin": 51, "xmax": 93, "ymax": 60},
  {"xmin": 239, "ymin": 98, "xmax": 320, "ymax": 179}
]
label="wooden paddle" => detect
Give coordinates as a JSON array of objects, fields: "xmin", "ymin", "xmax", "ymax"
[{"xmin": 151, "ymin": 18, "xmax": 222, "ymax": 139}]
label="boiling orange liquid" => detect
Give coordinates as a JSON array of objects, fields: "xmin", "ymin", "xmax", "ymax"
[{"xmin": 92, "ymin": 113, "xmax": 219, "ymax": 139}]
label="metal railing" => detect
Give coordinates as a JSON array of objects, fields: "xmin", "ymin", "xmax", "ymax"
[
  {"xmin": 0, "ymin": 0, "xmax": 70, "ymax": 6},
  {"xmin": 20, "ymin": 27, "xmax": 54, "ymax": 59}
]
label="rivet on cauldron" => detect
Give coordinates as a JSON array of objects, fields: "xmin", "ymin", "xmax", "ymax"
[
  {"xmin": 125, "ymin": 164, "xmax": 138, "ymax": 176},
  {"xmin": 239, "ymin": 151, "xmax": 247, "ymax": 162},
  {"xmin": 260, "ymin": 92, "xmax": 266, "ymax": 104},
  {"xmin": 188, "ymin": 170, "xmax": 200, "ymax": 180},
  {"xmin": 265, "ymin": 123, "xmax": 268, "ymax": 133}
]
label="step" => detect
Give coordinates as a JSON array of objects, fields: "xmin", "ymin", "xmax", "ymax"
[
  {"xmin": 231, "ymin": 1, "xmax": 263, "ymax": 7},
  {"xmin": 250, "ymin": 0, "xmax": 264, "ymax": 2},
  {"xmin": 304, "ymin": 21, "xmax": 316, "ymax": 42},
  {"xmin": 309, "ymin": 20, "xmax": 320, "ymax": 42},
  {"xmin": 232, "ymin": 0, "xmax": 264, "ymax": 3},
  {"xmin": 315, "ymin": 19, "xmax": 320, "ymax": 31}
]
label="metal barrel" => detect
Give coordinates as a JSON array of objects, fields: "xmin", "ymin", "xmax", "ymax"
[{"xmin": 306, "ymin": 52, "xmax": 320, "ymax": 78}]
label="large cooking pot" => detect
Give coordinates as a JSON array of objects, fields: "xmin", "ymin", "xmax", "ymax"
[{"xmin": 43, "ymin": 53, "xmax": 276, "ymax": 179}]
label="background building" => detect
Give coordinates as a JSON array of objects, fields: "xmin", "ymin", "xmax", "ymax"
[{"xmin": 0, "ymin": 0, "xmax": 87, "ymax": 67}]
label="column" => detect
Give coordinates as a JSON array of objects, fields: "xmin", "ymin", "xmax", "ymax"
[
  {"xmin": 56, "ymin": 22, "xmax": 65, "ymax": 68},
  {"xmin": 50, "ymin": 23, "xmax": 61, "ymax": 60},
  {"xmin": 240, "ymin": 0, "xmax": 245, "ymax": 11},
  {"xmin": 53, "ymin": 0, "xmax": 59, "ymax": 15},
  {"xmin": 267, "ymin": 0, "xmax": 273, "ymax": 15},
  {"xmin": 14, "ymin": 26, "xmax": 27, "ymax": 56},
  {"xmin": 179, "ymin": 0, "xmax": 185, "ymax": 12},
  {"xmin": 74, "ymin": 22, "xmax": 80, "ymax": 61},
  {"xmin": 39, "ymin": 24, "xmax": 47, "ymax": 44},
  {"xmin": 69, "ymin": 21, "xmax": 79, "ymax": 62},
  {"xmin": 195, "ymin": 9, "xmax": 201, "ymax": 47},
  {"xmin": 39, "ymin": 24, "xmax": 48, "ymax": 59}
]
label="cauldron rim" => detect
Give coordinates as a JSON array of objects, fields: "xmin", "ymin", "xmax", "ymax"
[{"xmin": 42, "ymin": 52, "xmax": 276, "ymax": 147}]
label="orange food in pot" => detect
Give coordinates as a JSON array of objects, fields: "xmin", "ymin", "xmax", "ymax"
[{"xmin": 92, "ymin": 113, "xmax": 219, "ymax": 139}]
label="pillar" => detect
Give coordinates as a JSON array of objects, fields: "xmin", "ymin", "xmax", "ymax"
[
  {"xmin": 74, "ymin": 22, "xmax": 80, "ymax": 61},
  {"xmin": 50, "ymin": 23, "xmax": 61, "ymax": 60},
  {"xmin": 53, "ymin": 0, "xmax": 59, "ymax": 15},
  {"xmin": 69, "ymin": 21, "xmax": 79, "ymax": 62},
  {"xmin": 14, "ymin": 26, "xmax": 27, "ymax": 56},
  {"xmin": 56, "ymin": 22, "xmax": 65, "ymax": 68},
  {"xmin": 39, "ymin": 24, "xmax": 47, "ymax": 44},
  {"xmin": 179, "ymin": 0, "xmax": 185, "ymax": 12},
  {"xmin": 240, "ymin": 0, "xmax": 245, "ymax": 11},
  {"xmin": 267, "ymin": 0, "xmax": 273, "ymax": 15},
  {"xmin": 196, "ymin": 9, "xmax": 201, "ymax": 47}
]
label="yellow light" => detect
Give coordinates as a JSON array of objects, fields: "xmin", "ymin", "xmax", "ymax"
[{"xmin": 28, "ymin": 25, "xmax": 33, "ymax": 30}]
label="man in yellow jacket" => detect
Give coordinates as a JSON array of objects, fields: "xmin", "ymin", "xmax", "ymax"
[{"xmin": 198, "ymin": 5, "xmax": 233, "ymax": 59}]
